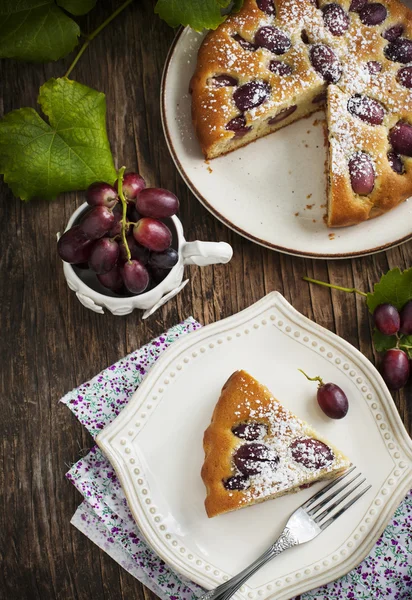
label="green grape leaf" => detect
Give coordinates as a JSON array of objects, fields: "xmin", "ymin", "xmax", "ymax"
[
  {"xmin": 57, "ymin": 0, "xmax": 97, "ymax": 16},
  {"xmin": 0, "ymin": 0, "xmax": 80, "ymax": 62},
  {"xmin": 366, "ymin": 267, "xmax": 412, "ymax": 313},
  {"xmin": 399, "ymin": 335, "xmax": 412, "ymax": 359},
  {"xmin": 155, "ymin": 0, "xmax": 235, "ymax": 31},
  {"xmin": 372, "ymin": 330, "xmax": 398, "ymax": 353},
  {"xmin": 0, "ymin": 78, "xmax": 117, "ymax": 201}
]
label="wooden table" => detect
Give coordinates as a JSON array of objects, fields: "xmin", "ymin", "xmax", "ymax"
[{"xmin": 1, "ymin": 1, "xmax": 411, "ymax": 598}]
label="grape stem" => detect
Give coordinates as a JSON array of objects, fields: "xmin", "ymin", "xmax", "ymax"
[
  {"xmin": 303, "ymin": 277, "xmax": 368, "ymax": 298},
  {"xmin": 117, "ymin": 166, "xmax": 132, "ymax": 263},
  {"xmin": 64, "ymin": 0, "xmax": 134, "ymax": 78},
  {"xmin": 298, "ymin": 369, "xmax": 324, "ymax": 388}
]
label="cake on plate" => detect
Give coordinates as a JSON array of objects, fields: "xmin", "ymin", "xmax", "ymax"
[
  {"xmin": 190, "ymin": 0, "xmax": 412, "ymax": 226},
  {"xmin": 201, "ymin": 370, "xmax": 351, "ymax": 518}
]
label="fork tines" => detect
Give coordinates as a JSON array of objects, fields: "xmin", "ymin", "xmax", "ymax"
[{"xmin": 301, "ymin": 466, "xmax": 371, "ymax": 530}]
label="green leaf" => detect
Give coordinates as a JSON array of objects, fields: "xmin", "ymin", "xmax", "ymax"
[
  {"xmin": 0, "ymin": 78, "xmax": 117, "ymax": 201},
  {"xmin": 0, "ymin": 0, "xmax": 80, "ymax": 62},
  {"xmin": 155, "ymin": 0, "xmax": 233, "ymax": 31},
  {"xmin": 366, "ymin": 267, "xmax": 412, "ymax": 313},
  {"xmin": 57, "ymin": 0, "xmax": 97, "ymax": 16},
  {"xmin": 372, "ymin": 330, "xmax": 397, "ymax": 353},
  {"xmin": 399, "ymin": 335, "xmax": 412, "ymax": 359}
]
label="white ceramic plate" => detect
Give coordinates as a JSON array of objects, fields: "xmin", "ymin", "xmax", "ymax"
[
  {"xmin": 160, "ymin": 24, "xmax": 412, "ymax": 259},
  {"xmin": 97, "ymin": 293, "xmax": 412, "ymax": 600}
]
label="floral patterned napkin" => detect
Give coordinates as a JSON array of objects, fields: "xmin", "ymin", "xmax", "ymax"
[{"xmin": 61, "ymin": 317, "xmax": 411, "ymax": 600}]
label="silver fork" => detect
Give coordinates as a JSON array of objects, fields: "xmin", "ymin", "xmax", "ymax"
[{"xmin": 200, "ymin": 467, "xmax": 370, "ymax": 600}]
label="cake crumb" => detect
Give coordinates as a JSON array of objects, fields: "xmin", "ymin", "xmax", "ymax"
[
  {"xmin": 207, "ymin": 166, "xmax": 213, "ymax": 174},
  {"xmin": 294, "ymin": 212, "xmax": 300, "ymax": 217},
  {"xmin": 320, "ymin": 203, "xmax": 326, "ymax": 209},
  {"xmin": 307, "ymin": 193, "xmax": 312, "ymax": 200},
  {"xmin": 306, "ymin": 204, "xmax": 314, "ymax": 210},
  {"xmin": 329, "ymin": 233, "xmax": 335, "ymax": 240},
  {"xmin": 312, "ymin": 219, "xmax": 317, "ymax": 223}
]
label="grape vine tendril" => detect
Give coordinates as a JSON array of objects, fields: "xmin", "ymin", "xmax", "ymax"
[
  {"xmin": 64, "ymin": 0, "xmax": 134, "ymax": 78},
  {"xmin": 116, "ymin": 166, "xmax": 132, "ymax": 263},
  {"xmin": 298, "ymin": 369, "xmax": 324, "ymax": 388},
  {"xmin": 303, "ymin": 276, "xmax": 368, "ymax": 297}
]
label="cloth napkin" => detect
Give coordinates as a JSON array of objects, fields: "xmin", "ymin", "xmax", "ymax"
[{"xmin": 61, "ymin": 318, "xmax": 412, "ymax": 600}]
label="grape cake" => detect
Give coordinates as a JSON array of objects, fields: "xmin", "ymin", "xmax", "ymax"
[
  {"xmin": 190, "ymin": 0, "xmax": 412, "ymax": 227},
  {"xmin": 201, "ymin": 370, "xmax": 351, "ymax": 518}
]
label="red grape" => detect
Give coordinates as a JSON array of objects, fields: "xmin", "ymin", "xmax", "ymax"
[
  {"xmin": 400, "ymin": 300, "xmax": 412, "ymax": 335},
  {"xmin": 133, "ymin": 218, "xmax": 172, "ymax": 252},
  {"xmin": 256, "ymin": 0, "xmax": 276, "ymax": 16},
  {"xmin": 380, "ymin": 349, "xmax": 410, "ymax": 390},
  {"xmin": 89, "ymin": 238, "xmax": 120, "ymax": 275},
  {"xmin": 149, "ymin": 248, "xmax": 179, "ymax": 270},
  {"xmin": 299, "ymin": 370, "xmax": 348, "ymax": 419},
  {"xmin": 225, "ymin": 116, "xmax": 251, "ymax": 137},
  {"xmin": 150, "ymin": 266, "xmax": 170, "ymax": 284},
  {"xmin": 86, "ymin": 182, "xmax": 118, "ymax": 208},
  {"xmin": 135, "ymin": 188, "xmax": 179, "ymax": 218},
  {"xmin": 254, "ymin": 26, "xmax": 291, "ymax": 55},
  {"xmin": 115, "ymin": 172, "xmax": 146, "ymax": 199},
  {"xmin": 119, "ymin": 235, "xmax": 150, "ymax": 264},
  {"xmin": 58, "ymin": 226, "xmax": 94, "ymax": 264},
  {"xmin": 121, "ymin": 260, "xmax": 149, "ymax": 294},
  {"xmin": 79, "ymin": 206, "xmax": 115, "ymax": 240},
  {"xmin": 108, "ymin": 203, "xmax": 123, "ymax": 236},
  {"xmin": 389, "ymin": 121, "xmax": 412, "ymax": 157},
  {"xmin": 348, "ymin": 152, "xmax": 375, "ymax": 195},
  {"xmin": 97, "ymin": 267, "xmax": 124, "ymax": 292},
  {"xmin": 322, "ymin": 4, "xmax": 350, "ymax": 36},
  {"xmin": 233, "ymin": 81, "xmax": 270, "ymax": 111},
  {"xmin": 317, "ymin": 383, "xmax": 349, "ymax": 419},
  {"xmin": 373, "ymin": 303, "xmax": 400, "ymax": 335}
]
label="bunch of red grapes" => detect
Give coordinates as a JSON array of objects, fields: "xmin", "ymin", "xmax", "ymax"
[
  {"xmin": 58, "ymin": 172, "xmax": 179, "ymax": 295},
  {"xmin": 373, "ymin": 301, "xmax": 412, "ymax": 390}
]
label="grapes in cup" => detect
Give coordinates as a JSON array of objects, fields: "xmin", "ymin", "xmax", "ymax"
[{"xmin": 57, "ymin": 168, "xmax": 180, "ymax": 297}]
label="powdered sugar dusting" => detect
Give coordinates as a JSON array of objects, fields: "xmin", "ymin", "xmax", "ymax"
[{"xmin": 227, "ymin": 375, "xmax": 349, "ymax": 505}]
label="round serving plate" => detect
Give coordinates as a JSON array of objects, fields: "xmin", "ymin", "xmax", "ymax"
[
  {"xmin": 160, "ymin": 23, "xmax": 412, "ymax": 259},
  {"xmin": 97, "ymin": 293, "xmax": 412, "ymax": 600}
]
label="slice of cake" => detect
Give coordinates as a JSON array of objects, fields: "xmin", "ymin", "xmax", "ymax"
[{"xmin": 201, "ymin": 370, "xmax": 350, "ymax": 518}]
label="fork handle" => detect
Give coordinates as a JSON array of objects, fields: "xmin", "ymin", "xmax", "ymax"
[{"xmin": 199, "ymin": 528, "xmax": 298, "ymax": 600}]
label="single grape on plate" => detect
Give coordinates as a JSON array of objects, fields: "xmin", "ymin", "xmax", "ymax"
[{"xmin": 299, "ymin": 369, "xmax": 349, "ymax": 419}]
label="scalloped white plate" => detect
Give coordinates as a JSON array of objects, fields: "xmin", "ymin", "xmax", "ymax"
[
  {"xmin": 160, "ymin": 25, "xmax": 412, "ymax": 259},
  {"xmin": 97, "ymin": 294, "xmax": 412, "ymax": 599}
]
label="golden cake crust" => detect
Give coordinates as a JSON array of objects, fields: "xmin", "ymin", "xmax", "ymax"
[
  {"xmin": 202, "ymin": 370, "xmax": 351, "ymax": 518},
  {"xmin": 191, "ymin": 0, "xmax": 412, "ymax": 227}
]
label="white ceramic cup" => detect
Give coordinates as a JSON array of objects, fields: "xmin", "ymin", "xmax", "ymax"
[{"xmin": 59, "ymin": 202, "xmax": 233, "ymax": 318}]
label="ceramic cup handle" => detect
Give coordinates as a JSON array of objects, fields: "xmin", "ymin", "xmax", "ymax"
[{"xmin": 182, "ymin": 241, "xmax": 233, "ymax": 267}]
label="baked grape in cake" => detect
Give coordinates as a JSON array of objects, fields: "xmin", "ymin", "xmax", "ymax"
[{"xmin": 191, "ymin": 0, "xmax": 412, "ymax": 227}]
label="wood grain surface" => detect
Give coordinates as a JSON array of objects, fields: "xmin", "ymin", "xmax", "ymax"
[{"xmin": 0, "ymin": 1, "xmax": 411, "ymax": 599}]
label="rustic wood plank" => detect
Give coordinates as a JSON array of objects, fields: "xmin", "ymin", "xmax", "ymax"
[{"xmin": 0, "ymin": 0, "xmax": 410, "ymax": 599}]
